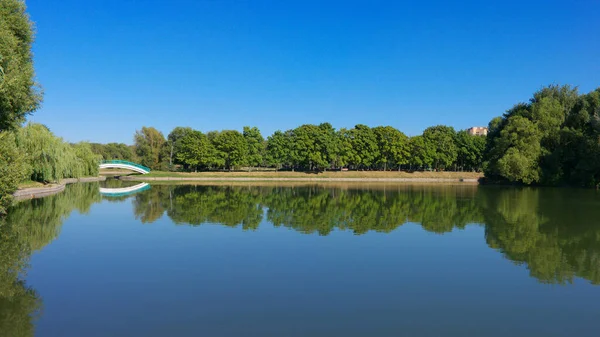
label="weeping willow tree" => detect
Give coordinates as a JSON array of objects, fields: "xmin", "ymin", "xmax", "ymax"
[
  {"xmin": 16, "ymin": 123, "xmax": 99, "ymax": 183},
  {"xmin": 0, "ymin": 132, "xmax": 30, "ymax": 214}
]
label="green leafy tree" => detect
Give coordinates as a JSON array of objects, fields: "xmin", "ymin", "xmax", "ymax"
[
  {"xmin": 290, "ymin": 124, "xmax": 331, "ymax": 170},
  {"xmin": 166, "ymin": 127, "xmax": 194, "ymax": 167},
  {"xmin": 347, "ymin": 124, "xmax": 379, "ymax": 169},
  {"xmin": 176, "ymin": 130, "xmax": 222, "ymax": 171},
  {"xmin": 103, "ymin": 143, "xmax": 134, "ymax": 161},
  {"xmin": 266, "ymin": 130, "xmax": 291, "ymax": 170},
  {"xmin": 455, "ymin": 130, "xmax": 486, "ymax": 171},
  {"xmin": 317, "ymin": 123, "xmax": 343, "ymax": 169},
  {"xmin": 422, "ymin": 125, "xmax": 458, "ymax": 170},
  {"xmin": 336, "ymin": 128, "xmax": 356, "ymax": 169},
  {"xmin": 212, "ymin": 130, "xmax": 248, "ymax": 170},
  {"xmin": 243, "ymin": 126, "xmax": 265, "ymax": 169},
  {"xmin": 372, "ymin": 126, "xmax": 409, "ymax": 170},
  {"xmin": 484, "ymin": 85, "xmax": 600, "ymax": 186},
  {"xmin": 0, "ymin": 0, "xmax": 42, "ymax": 132},
  {"xmin": 408, "ymin": 136, "xmax": 434, "ymax": 170},
  {"xmin": 486, "ymin": 116, "xmax": 542, "ymax": 184},
  {"xmin": 134, "ymin": 126, "xmax": 166, "ymax": 170},
  {"xmin": 0, "ymin": 0, "xmax": 42, "ymax": 212}
]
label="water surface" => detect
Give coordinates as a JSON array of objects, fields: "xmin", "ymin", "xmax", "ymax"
[{"xmin": 2, "ymin": 182, "xmax": 600, "ymax": 336}]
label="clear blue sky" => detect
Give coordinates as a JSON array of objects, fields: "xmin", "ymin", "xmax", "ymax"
[{"xmin": 26, "ymin": 0, "xmax": 600, "ymax": 144}]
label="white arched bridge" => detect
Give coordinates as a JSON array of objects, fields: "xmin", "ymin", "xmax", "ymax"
[{"xmin": 99, "ymin": 160, "xmax": 151, "ymax": 174}]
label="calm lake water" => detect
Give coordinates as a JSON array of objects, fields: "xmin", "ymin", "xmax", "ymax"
[{"xmin": 2, "ymin": 181, "xmax": 600, "ymax": 337}]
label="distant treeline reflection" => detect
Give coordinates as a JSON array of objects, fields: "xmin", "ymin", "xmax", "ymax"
[
  {"xmin": 1, "ymin": 183, "xmax": 600, "ymax": 335},
  {"xmin": 132, "ymin": 184, "xmax": 600, "ymax": 285}
]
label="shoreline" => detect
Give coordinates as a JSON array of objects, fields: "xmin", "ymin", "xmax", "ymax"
[
  {"xmin": 13, "ymin": 176, "xmax": 106, "ymax": 200},
  {"xmin": 12, "ymin": 174, "xmax": 482, "ymax": 202},
  {"xmin": 120, "ymin": 176, "xmax": 480, "ymax": 183}
]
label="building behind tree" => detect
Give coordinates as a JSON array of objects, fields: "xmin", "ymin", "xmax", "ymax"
[{"xmin": 467, "ymin": 127, "xmax": 488, "ymax": 136}]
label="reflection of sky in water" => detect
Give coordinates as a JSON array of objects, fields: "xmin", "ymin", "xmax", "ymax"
[{"xmin": 3, "ymin": 183, "xmax": 600, "ymax": 337}]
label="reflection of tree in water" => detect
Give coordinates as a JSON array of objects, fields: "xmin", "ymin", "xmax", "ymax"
[
  {"xmin": 0, "ymin": 217, "xmax": 40, "ymax": 337},
  {"xmin": 132, "ymin": 184, "xmax": 170, "ymax": 223},
  {"xmin": 481, "ymin": 187, "xmax": 600, "ymax": 284},
  {"xmin": 405, "ymin": 185, "xmax": 483, "ymax": 233},
  {"xmin": 0, "ymin": 183, "xmax": 102, "ymax": 336},
  {"xmin": 264, "ymin": 186, "xmax": 415, "ymax": 235},
  {"xmin": 133, "ymin": 185, "xmax": 265, "ymax": 229},
  {"xmin": 168, "ymin": 186, "xmax": 264, "ymax": 230},
  {"xmin": 134, "ymin": 184, "xmax": 600, "ymax": 285}
]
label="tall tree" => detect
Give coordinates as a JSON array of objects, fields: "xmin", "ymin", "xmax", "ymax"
[
  {"xmin": 212, "ymin": 130, "xmax": 248, "ymax": 170},
  {"xmin": 455, "ymin": 130, "xmax": 486, "ymax": 171},
  {"xmin": 243, "ymin": 126, "xmax": 265, "ymax": 169},
  {"xmin": 423, "ymin": 125, "xmax": 458, "ymax": 170},
  {"xmin": 372, "ymin": 126, "xmax": 409, "ymax": 170},
  {"xmin": 134, "ymin": 127, "xmax": 166, "ymax": 170},
  {"xmin": 485, "ymin": 115, "xmax": 542, "ymax": 184},
  {"xmin": 291, "ymin": 124, "xmax": 330, "ymax": 171},
  {"xmin": 166, "ymin": 127, "xmax": 194, "ymax": 167},
  {"xmin": 348, "ymin": 124, "xmax": 380, "ymax": 169},
  {"xmin": 408, "ymin": 136, "xmax": 434, "ymax": 170},
  {"xmin": 0, "ymin": 0, "xmax": 42, "ymax": 211},
  {"xmin": 176, "ymin": 130, "xmax": 221, "ymax": 171},
  {"xmin": 0, "ymin": 0, "xmax": 42, "ymax": 132},
  {"xmin": 484, "ymin": 85, "xmax": 600, "ymax": 186},
  {"xmin": 266, "ymin": 130, "xmax": 291, "ymax": 170}
]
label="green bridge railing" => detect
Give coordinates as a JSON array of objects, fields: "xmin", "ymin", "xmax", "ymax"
[{"xmin": 100, "ymin": 160, "xmax": 151, "ymax": 172}]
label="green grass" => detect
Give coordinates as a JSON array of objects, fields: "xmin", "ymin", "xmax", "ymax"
[
  {"xmin": 139, "ymin": 170, "xmax": 483, "ymax": 179},
  {"xmin": 17, "ymin": 180, "xmax": 46, "ymax": 189}
]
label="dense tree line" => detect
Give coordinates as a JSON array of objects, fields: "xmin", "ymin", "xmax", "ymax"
[
  {"xmin": 131, "ymin": 123, "xmax": 486, "ymax": 172},
  {"xmin": 484, "ymin": 85, "xmax": 600, "ymax": 187},
  {"xmin": 128, "ymin": 84, "xmax": 600, "ymax": 189}
]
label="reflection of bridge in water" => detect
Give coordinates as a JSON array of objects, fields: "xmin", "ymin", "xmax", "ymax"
[{"xmin": 99, "ymin": 183, "xmax": 151, "ymax": 197}]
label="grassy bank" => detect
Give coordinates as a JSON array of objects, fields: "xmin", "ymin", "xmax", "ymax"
[
  {"xmin": 133, "ymin": 170, "xmax": 483, "ymax": 179},
  {"xmin": 17, "ymin": 180, "xmax": 46, "ymax": 189},
  {"xmin": 17, "ymin": 176, "xmax": 105, "ymax": 191}
]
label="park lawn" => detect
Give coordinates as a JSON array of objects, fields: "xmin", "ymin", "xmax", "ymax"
[
  {"xmin": 140, "ymin": 170, "xmax": 483, "ymax": 179},
  {"xmin": 17, "ymin": 180, "xmax": 46, "ymax": 189}
]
